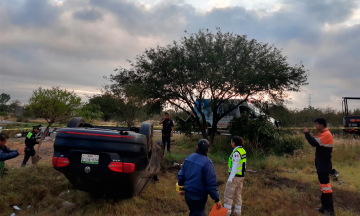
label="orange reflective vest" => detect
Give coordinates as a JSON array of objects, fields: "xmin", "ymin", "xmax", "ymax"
[{"xmin": 315, "ymin": 129, "xmax": 333, "ymax": 172}]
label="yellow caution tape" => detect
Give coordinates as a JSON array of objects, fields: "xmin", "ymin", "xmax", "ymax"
[{"xmin": 0, "ymin": 128, "xmax": 34, "ymax": 130}]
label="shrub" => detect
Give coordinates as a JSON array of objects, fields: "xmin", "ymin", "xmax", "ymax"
[
  {"xmin": 174, "ymin": 115, "xmax": 198, "ymax": 141},
  {"xmin": 0, "ymin": 112, "xmax": 8, "ymax": 116},
  {"xmin": 229, "ymin": 115, "xmax": 305, "ymax": 156},
  {"xmin": 229, "ymin": 114, "xmax": 280, "ymax": 150},
  {"xmin": 273, "ymin": 135, "xmax": 305, "ymax": 156}
]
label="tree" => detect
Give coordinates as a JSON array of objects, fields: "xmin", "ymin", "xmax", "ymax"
[
  {"xmin": 109, "ymin": 28, "xmax": 308, "ymax": 144},
  {"xmin": 0, "ymin": 93, "xmax": 11, "ymax": 112},
  {"xmin": 106, "ymin": 83, "xmax": 161, "ymax": 127},
  {"xmin": 114, "ymin": 97, "xmax": 146, "ymax": 127},
  {"xmin": 0, "ymin": 93, "xmax": 10, "ymax": 105},
  {"xmin": 89, "ymin": 93, "xmax": 118, "ymax": 121},
  {"xmin": 28, "ymin": 86, "xmax": 82, "ymax": 133},
  {"xmin": 8, "ymin": 99, "xmax": 22, "ymax": 113},
  {"xmin": 77, "ymin": 103, "xmax": 103, "ymax": 123}
]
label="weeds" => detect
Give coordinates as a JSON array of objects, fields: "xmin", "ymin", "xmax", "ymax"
[{"xmin": 0, "ymin": 135, "xmax": 359, "ymax": 216}]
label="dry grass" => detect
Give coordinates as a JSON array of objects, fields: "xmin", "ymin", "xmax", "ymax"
[{"xmin": 0, "ymin": 135, "xmax": 359, "ymax": 216}]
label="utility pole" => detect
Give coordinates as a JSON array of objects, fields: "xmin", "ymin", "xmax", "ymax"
[{"xmin": 308, "ymin": 94, "xmax": 313, "ymax": 108}]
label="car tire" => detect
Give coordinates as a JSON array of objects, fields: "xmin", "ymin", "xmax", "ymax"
[
  {"xmin": 139, "ymin": 123, "xmax": 153, "ymax": 153},
  {"xmin": 67, "ymin": 117, "xmax": 86, "ymax": 128}
]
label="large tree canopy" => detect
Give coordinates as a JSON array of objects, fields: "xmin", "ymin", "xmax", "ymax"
[
  {"xmin": 89, "ymin": 86, "xmax": 161, "ymax": 126},
  {"xmin": 109, "ymin": 29, "xmax": 308, "ymax": 144},
  {"xmin": 28, "ymin": 86, "xmax": 82, "ymax": 129}
]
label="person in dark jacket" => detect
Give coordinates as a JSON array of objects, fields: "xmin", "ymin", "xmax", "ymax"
[
  {"xmin": 0, "ymin": 132, "xmax": 24, "ymax": 174},
  {"xmin": 159, "ymin": 112, "xmax": 174, "ymax": 153},
  {"xmin": 21, "ymin": 125, "xmax": 42, "ymax": 167},
  {"xmin": 0, "ymin": 132, "xmax": 24, "ymax": 161},
  {"xmin": 304, "ymin": 118, "xmax": 335, "ymax": 216},
  {"xmin": 177, "ymin": 139, "xmax": 222, "ymax": 216}
]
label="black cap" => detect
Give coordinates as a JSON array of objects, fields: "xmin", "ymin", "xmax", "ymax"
[
  {"xmin": 198, "ymin": 139, "xmax": 210, "ymax": 152},
  {"xmin": 32, "ymin": 124, "xmax": 42, "ymax": 130},
  {"xmin": 165, "ymin": 112, "xmax": 169, "ymax": 116}
]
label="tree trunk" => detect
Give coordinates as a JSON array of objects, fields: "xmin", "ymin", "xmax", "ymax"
[
  {"xmin": 209, "ymin": 123, "xmax": 218, "ymax": 145},
  {"xmin": 195, "ymin": 120, "xmax": 208, "ymax": 140}
]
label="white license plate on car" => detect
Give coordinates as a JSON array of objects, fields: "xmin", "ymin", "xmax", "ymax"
[{"xmin": 81, "ymin": 154, "xmax": 99, "ymax": 164}]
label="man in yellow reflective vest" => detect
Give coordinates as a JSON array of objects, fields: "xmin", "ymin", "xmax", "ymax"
[
  {"xmin": 224, "ymin": 136, "xmax": 246, "ymax": 216},
  {"xmin": 304, "ymin": 118, "xmax": 335, "ymax": 216}
]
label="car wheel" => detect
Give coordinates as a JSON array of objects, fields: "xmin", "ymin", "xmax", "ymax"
[
  {"xmin": 67, "ymin": 117, "xmax": 86, "ymax": 128},
  {"xmin": 139, "ymin": 123, "xmax": 153, "ymax": 154}
]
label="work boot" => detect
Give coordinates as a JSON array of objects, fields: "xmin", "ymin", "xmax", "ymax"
[{"xmin": 316, "ymin": 206, "xmax": 326, "ymax": 213}]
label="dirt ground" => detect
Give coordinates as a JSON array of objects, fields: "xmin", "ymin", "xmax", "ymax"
[{"xmin": 5, "ymin": 138, "xmax": 55, "ymax": 168}]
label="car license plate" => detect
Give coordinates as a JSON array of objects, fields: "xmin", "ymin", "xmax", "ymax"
[{"xmin": 81, "ymin": 154, "xmax": 99, "ymax": 164}]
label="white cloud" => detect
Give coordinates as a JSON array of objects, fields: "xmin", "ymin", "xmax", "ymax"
[{"xmin": 0, "ymin": 0, "xmax": 360, "ymax": 112}]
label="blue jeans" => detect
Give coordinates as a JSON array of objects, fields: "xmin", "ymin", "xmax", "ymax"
[{"xmin": 185, "ymin": 191, "xmax": 208, "ymax": 216}]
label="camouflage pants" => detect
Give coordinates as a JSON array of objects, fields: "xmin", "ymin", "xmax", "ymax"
[{"xmin": 224, "ymin": 177, "xmax": 244, "ymax": 216}]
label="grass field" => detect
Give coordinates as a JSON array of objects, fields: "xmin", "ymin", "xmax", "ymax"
[{"xmin": 0, "ymin": 135, "xmax": 359, "ymax": 216}]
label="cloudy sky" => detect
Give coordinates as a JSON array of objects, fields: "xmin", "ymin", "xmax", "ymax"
[{"xmin": 1, "ymin": 0, "xmax": 360, "ymax": 110}]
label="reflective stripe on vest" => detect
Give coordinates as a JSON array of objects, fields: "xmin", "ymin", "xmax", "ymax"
[
  {"xmin": 228, "ymin": 147, "xmax": 246, "ymax": 175},
  {"xmin": 27, "ymin": 132, "xmax": 33, "ymax": 139},
  {"xmin": 315, "ymin": 129, "xmax": 333, "ymax": 148}
]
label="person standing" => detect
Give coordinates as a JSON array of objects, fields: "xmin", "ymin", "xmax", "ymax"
[
  {"xmin": 177, "ymin": 139, "xmax": 222, "ymax": 216},
  {"xmin": 0, "ymin": 132, "xmax": 24, "ymax": 174},
  {"xmin": 224, "ymin": 136, "xmax": 246, "ymax": 216},
  {"xmin": 21, "ymin": 125, "xmax": 42, "ymax": 167},
  {"xmin": 159, "ymin": 112, "xmax": 174, "ymax": 153},
  {"xmin": 304, "ymin": 118, "xmax": 335, "ymax": 216}
]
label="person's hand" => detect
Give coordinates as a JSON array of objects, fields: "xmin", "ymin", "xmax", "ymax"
[
  {"xmin": 303, "ymin": 127, "xmax": 309, "ymax": 133},
  {"xmin": 178, "ymin": 191, "xmax": 184, "ymax": 196},
  {"xmin": 215, "ymin": 201, "xmax": 222, "ymax": 210},
  {"xmin": 17, "ymin": 147, "xmax": 25, "ymax": 155}
]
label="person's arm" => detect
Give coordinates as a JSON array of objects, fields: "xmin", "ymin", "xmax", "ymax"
[
  {"xmin": 203, "ymin": 162, "xmax": 220, "ymax": 203},
  {"xmin": 159, "ymin": 118, "xmax": 165, "ymax": 125},
  {"xmin": 228, "ymin": 152, "xmax": 241, "ymax": 182},
  {"xmin": 171, "ymin": 120, "xmax": 174, "ymax": 136},
  {"xmin": 0, "ymin": 149, "xmax": 19, "ymax": 161},
  {"xmin": 177, "ymin": 161, "xmax": 186, "ymax": 186},
  {"xmin": 303, "ymin": 128, "xmax": 320, "ymax": 147},
  {"xmin": 5, "ymin": 146, "xmax": 18, "ymax": 153}
]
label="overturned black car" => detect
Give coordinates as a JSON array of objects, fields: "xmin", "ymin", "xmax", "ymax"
[{"xmin": 53, "ymin": 117, "xmax": 162, "ymax": 197}]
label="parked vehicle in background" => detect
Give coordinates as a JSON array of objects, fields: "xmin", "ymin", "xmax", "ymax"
[
  {"xmin": 194, "ymin": 99, "xmax": 281, "ymax": 134},
  {"xmin": 53, "ymin": 117, "xmax": 162, "ymax": 197},
  {"xmin": 342, "ymin": 97, "xmax": 360, "ymax": 135}
]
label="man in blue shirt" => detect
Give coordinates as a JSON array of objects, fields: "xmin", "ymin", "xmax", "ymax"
[
  {"xmin": 0, "ymin": 132, "xmax": 24, "ymax": 174},
  {"xmin": 177, "ymin": 139, "xmax": 222, "ymax": 216}
]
